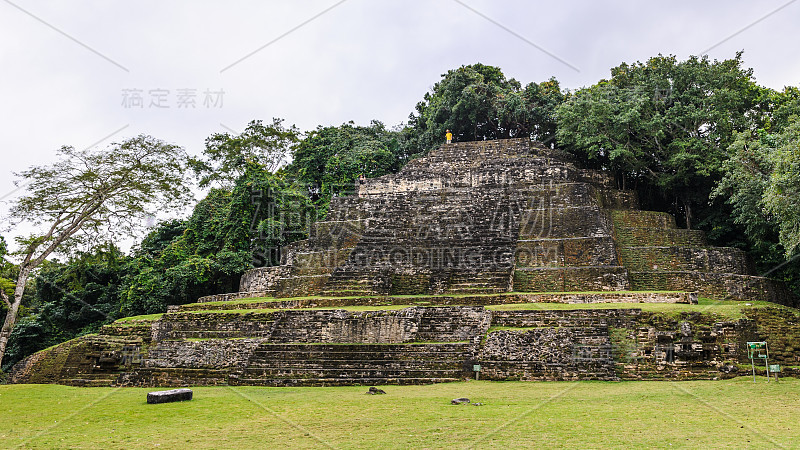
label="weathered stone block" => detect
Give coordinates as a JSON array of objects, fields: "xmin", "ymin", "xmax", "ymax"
[{"xmin": 147, "ymin": 388, "xmax": 193, "ymax": 404}]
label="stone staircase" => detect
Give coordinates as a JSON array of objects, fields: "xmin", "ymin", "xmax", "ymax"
[
  {"xmin": 314, "ymin": 140, "xmax": 630, "ymax": 297},
  {"xmin": 204, "ymin": 139, "xmax": 634, "ymax": 301},
  {"xmin": 444, "ymin": 271, "xmax": 511, "ymax": 294},
  {"xmin": 230, "ymin": 343, "xmax": 470, "ymax": 386},
  {"xmin": 319, "ymin": 188, "xmax": 523, "ymax": 296},
  {"xmin": 610, "ymin": 209, "xmax": 795, "ymax": 304}
]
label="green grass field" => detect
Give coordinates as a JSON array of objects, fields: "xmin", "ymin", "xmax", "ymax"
[{"xmin": 1, "ymin": 378, "xmax": 797, "ymax": 449}]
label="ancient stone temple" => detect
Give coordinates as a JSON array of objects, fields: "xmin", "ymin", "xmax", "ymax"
[
  {"xmin": 216, "ymin": 138, "xmax": 793, "ymax": 304},
  {"xmin": 11, "ymin": 139, "xmax": 800, "ymax": 387}
]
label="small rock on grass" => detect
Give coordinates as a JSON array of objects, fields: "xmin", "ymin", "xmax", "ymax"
[
  {"xmin": 451, "ymin": 398, "xmax": 470, "ymax": 405},
  {"xmin": 366, "ymin": 386, "xmax": 386, "ymax": 395}
]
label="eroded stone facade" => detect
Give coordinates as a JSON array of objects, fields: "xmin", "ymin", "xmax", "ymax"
[{"xmin": 11, "ymin": 304, "xmax": 800, "ymax": 386}]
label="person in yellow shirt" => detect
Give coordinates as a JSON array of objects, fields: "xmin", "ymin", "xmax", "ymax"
[{"xmin": 445, "ymin": 129, "xmax": 452, "ymax": 144}]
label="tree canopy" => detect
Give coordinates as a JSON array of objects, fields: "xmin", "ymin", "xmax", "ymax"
[
  {"xmin": 556, "ymin": 53, "xmax": 762, "ymax": 229},
  {"xmin": 120, "ymin": 163, "xmax": 312, "ymax": 317},
  {"xmin": 714, "ymin": 118, "xmax": 800, "ymax": 259},
  {"xmin": 407, "ymin": 63, "xmax": 565, "ymax": 154},
  {"xmin": 189, "ymin": 118, "xmax": 300, "ymax": 189},
  {"xmin": 289, "ymin": 121, "xmax": 405, "ymax": 218}
]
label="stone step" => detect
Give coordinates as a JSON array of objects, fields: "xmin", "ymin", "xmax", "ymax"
[
  {"xmin": 240, "ymin": 367, "xmax": 464, "ymax": 378},
  {"xmin": 609, "ymin": 210, "xmax": 677, "ymax": 229},
  {"xmin": 478, "ymin": 363, "xmax": 617, "ymax": 381},
  {"xmin": 447, "ymin": 282, "xmax": 507, "ymax": 288},
  {"xmin": 628, "ymin": 271, "xmax": 796, "ymax": 305},
  {"xmin": 165, "ymin": 331, "xmax": 276, "ymax": 340},
  {"xmin": 326, "ymin": 279, "xmax": 375, "ymax": 285},
  {"xmin": 196, "ymin": 290, "xmax": 275, "ymax": 304},
  {"xmin": 513, "ymin": 266, "xmax": 630, "ymax": 292},
  {"xmin": 618, "ymin": 246, "xmax": 752, "ymax": 274},
  {"xmin": 515, "ymin": 236, "xmax": 619, "ymax": 267},
  {"xmin": 228, "ymin": 377, "xmax": 462, "ymax": 386},
  {"xmin": 251, "ymin": 343, "xmax": 470, "ymax": 352},
  {"xmin": 249, "ymin": 353, "xmax": 469, "ymax": 363},
  {"xmin": 317, "ymin": 290, "xmax": 380, "ymax": 297},
  {"xmin": 615, "ymin": 227, "xmax": 706, "ymax": 247},
  {"xmin": 62, "ymin": 378, "xmax": 116, "ymax": 387},
  {"xmin": 445, "ymin": 288, "xmax": 508, "ymax": 294},
  {"xmin": 63, "ymin": 371, "xmax": 121, "ymax": 379}
]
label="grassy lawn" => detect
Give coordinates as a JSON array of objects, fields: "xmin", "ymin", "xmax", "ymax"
[
  {"xmin": 486, "ymin": 298, "xmax": 783, "ymax": 319},
  {"xmin": 188, "ymin": 299, "xmax": 781, "ymax": 319},
  {"xmin": 181, "ymin": 305, "xmax": 421, "ymax": 315},
  {"xmin": 114, "ymin": 314, "xmax": 164, "ymax": 323},
  {"xmin": 183, "ymin": 291, "xmax": 693, "ymax": 309},
  {"xmin": 1, "ymin": 378, "xmax": 797, "ymax": 448},
  {"xmin": 114, "ymin": 298, "xmax": 791, "ymax": 323}
]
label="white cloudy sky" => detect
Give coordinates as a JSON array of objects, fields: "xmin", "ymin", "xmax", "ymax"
[{"xmin": 1, "ymin": 0, "xmax": 799, "ymax": 247}]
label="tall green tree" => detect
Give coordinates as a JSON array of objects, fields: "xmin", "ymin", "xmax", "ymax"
[
  {"xmin": 0, "ymin": 135, "xmax": 192, "ymax": 367},
  {"xmin": 35, "ymin": 245, "xmax": 129, "ymax": 334},
  {"xmin": 407, "ymin": 63, "xmax": 565, "ymax": 154},
  {"xmin": 189, "ymin": 118, "xmax": 300, "ymax": 188},
  {"xmin": 770, "ymin": 86, "xmax": 800, "ymax": 131},
  {"xmin": 714, "ymin": 119, "xmax": 800, "ymax": 258},
  {"xmin": 556, "ymin": 53, "xmax": 762, "ymax": 229},
  {"xmin": 289, "ymin": 121, "xmax": 404, "ymax": 218}
]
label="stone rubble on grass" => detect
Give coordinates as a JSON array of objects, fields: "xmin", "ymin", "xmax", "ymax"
[{"xmin": 366, "ymin": 386, "xmax": 386, "ymax": 395}]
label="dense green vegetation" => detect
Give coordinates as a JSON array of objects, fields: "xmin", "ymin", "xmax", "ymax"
[
  {"xmin": 405, "ymin": 63, "xmax": 565, "ymax": 151},
  {"xmin": 556, "ymin": 53, "xmax": 760, "ymax": 228},
  {"xmin": 289, "ymin": 121, "xmax": 409, "ymax": 219},
  {"xmin": 713, "ymin": 117, "xmax": 800, "ymax": 295},
  {"xmin": 120, "ymin": 163, "xmax": 312, "ymax": 317},
  {"xmin": 2, "ymin": 55, "xmax": 800, "ymax": 372},
  {"xmin": 1, "ymin": 246, "xmax": 130, "ymax": 367},
  {"xmin": 554, "ymin": 54, "xmax": 800, "ymax": 296},
  {"xmin": 1, "ymin": 379, "xmax": 797, "ymax": 448}
]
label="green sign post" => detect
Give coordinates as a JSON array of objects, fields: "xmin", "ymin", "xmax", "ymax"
[
  {"xmin": 473, "ymin": 364, "xmax": 481, "ymax": 381},
  {"xmin": 769, "ymin": 364, "xmax": 781, "ymax": 382},
  {"xmin": 747, "ymin": 342, "xmax": 770, "ymax": 383}
]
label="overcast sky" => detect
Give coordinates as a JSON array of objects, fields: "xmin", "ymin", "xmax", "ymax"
[{"xmin": 1, "ymin": 0, "xmax": 799, "ymax": 248}]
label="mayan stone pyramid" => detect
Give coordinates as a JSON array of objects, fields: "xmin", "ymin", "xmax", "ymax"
[{"xmin": 216, "ymin": 138, "xmax": 793, "ymax": 305}]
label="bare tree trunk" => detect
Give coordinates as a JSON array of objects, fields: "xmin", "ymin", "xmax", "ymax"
[
  {"xmin": 684, "ymin": 200, "xmax": 692, "ymax": 230},
  {"xmin": 0, "ymin": 270, "xmax": 28, "ymax": 369},
  {"xmin": 0, "ymin": 302, "xmax": 20, "ymax": 369}
]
